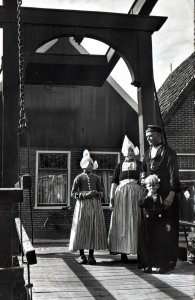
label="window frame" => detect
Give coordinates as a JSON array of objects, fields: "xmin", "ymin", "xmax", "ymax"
[
  {"xmin": 35, "ymin": 150, "xmax": 71, "ymax": 210},
  {"xmin": 177, "ymin": 153, "xmax": 195, "ymax": 184},
  {"xmin": 90, "ymin": 151, "xmax": 120, "ymax": 208}
]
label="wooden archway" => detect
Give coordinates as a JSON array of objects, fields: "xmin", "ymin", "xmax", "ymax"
[{"xmin": 0, "ymin": 0, "xmax": 166, "ymax": 186}]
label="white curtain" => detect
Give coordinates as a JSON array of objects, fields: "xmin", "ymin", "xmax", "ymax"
[{"xmin": 38, "ymin": 174, "xmax": 67, "ymax": 205}]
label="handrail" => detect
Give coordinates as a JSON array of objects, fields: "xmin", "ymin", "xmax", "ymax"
[
  {"xmin": 15, "ymin": 217, "xmax": 37, "ymax": 300},
  {"xmin": 15, "ymin": 218, "xmax": 37, "ymax": 265}
]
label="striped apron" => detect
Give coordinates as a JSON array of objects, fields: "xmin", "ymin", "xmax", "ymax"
[
  {"xmin": 69, "ymin": 192, "xmax": 107, "ymax": 251},
  {"xmin": 108, "ymin": 180, "xmax": 145, "ymax": 254}
]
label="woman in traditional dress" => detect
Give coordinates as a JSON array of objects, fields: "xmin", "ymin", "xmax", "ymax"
[
  {"xmin": 108, "ymin": 135, "xmax": 145, "ymax": 263},
  {"xmin": 69, "ymin": 150, "xmax": 107, "ymax": 265}
]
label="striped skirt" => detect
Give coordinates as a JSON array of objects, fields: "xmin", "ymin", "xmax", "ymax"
[
  {"xmin": 108, "ymin": 181, "xmax": 145, "ymax": 254},
  {"xmin": 69, "ymin": 197, "xmax": 107, "ymax": 251}
]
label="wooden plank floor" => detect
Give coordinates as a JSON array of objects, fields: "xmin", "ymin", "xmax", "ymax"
[{"xmin": 24, "ymin": 241, "xmax": 195, "ymax": 300}]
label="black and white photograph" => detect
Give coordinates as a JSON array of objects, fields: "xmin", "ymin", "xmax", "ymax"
[{"xmin": 0, "ymin": 0, "xmax": 194, "ymax": 299}]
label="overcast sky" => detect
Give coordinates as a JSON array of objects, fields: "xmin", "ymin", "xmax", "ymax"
[
  {"xmin": 152, "ymin": 0, "xmax": 193, "ymax": 89},
  {"xmin": 0, "ymin": 0, "xmax": 194, "ymax": 97}
]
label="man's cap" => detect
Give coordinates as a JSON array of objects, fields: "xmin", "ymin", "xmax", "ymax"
[{"xmin": 146, "ymin": 124, "xmax": 162, "ymax": 134}]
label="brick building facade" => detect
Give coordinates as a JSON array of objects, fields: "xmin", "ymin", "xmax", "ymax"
[{"xmin": 158, "ymin": 51, "xmax": 195, "ymax": 222}]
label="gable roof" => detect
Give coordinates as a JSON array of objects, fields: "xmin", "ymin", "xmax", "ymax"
[
  {"xmin": 157, "ymin": 51, "xmax": 195, "ymax": 123},
  {"xmin": 70, "ymin": 37, "xmax": 138, "ymax": 112}
]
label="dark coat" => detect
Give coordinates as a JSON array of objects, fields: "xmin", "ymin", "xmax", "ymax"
[
  {"xmin": 139, "ymin": 144, "xmax": 181, "ymax": 268},
  {"xmin": 138, "ymin": 193, "xmax": 172, "ymax": 269}
]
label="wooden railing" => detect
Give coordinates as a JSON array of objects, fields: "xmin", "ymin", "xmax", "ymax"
[
  {"xmin": 15, "ymin": 218, "xmax": 37, "ymax": 265},
  {"xmin": 0, "ymin": 188, "xmax": 24, "ymax": 299},
  {"xmin": 15, "ymin": 217, "xmax": 37, "ymax": 299},
  {"xmin": 0, "ymin": 187, "xmax": 37, "ymax": 300}
]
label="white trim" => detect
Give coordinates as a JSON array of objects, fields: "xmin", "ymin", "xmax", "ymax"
[
  {"xmin": 90, "ymin": 151, "xmax": 120, "ymax": 164},
  {"xmin": 106, "ymin": 77, "xmax": 138, "ymax": 113},
  {"xmin": 178, "ymin": 154, "xmax": 195, "ymax": 173},
  {"xmin": 106, "ymin": 47, "xmax": 115, "ymax": 62},
  {"xmin": 137, "ymin": 87, "xmax": 144, "ymax": 161},
  {"xmin": 34, "ymin": 206, "xmax": 67, "ymax": 210},
  {"xmin": 180, "ymin": 180, "xmax": 195, "ymax": 183},
  {"xmin": 179, "ymin": 169, "xmax": 195, "ymax": 172},
  {"xmin": 36, "ymin": 38, "xmax": 58, "ymax": 53},
  {"xmin": 35, "ymin": 150, "xmax": 71, "ymax": 210},
  {"xmin": 177, "ymin": 153, "xmax": 195, "ymax": 156}
]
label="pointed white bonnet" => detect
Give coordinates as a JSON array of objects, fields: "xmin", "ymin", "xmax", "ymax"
[
  {"xmin": 80, "ymin": 149, "xmax": 98, "ymax": 170},
  {"xmin": 121, "ymin": 135, "xmax": 139, "ymax": 156}
]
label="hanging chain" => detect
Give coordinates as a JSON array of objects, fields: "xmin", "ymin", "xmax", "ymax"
[{"xmin": 17, "ymin": 0, "xmax": 28, "ymax": 134}]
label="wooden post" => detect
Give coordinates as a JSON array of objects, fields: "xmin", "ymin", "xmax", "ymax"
[
  {"xmin": 0, "ymin": 188, "xmax": 23, "ymax": 267},
  {"xmin": 0, "ymin": 267, "xmax": 25, "ymax": 300},
  {"xmin": 2, "ymin": 0, "xmax": 19, "ymax": 187},
  {"xmin": 137, "ymin": 86, "xmax": 145, "ymax": 161},
  {"xmin": 137, "ymin": 32, "xmax": 161, "ymax": 151}
]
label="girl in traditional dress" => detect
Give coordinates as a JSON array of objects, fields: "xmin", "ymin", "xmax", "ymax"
[
  {"xmin": 138, "ymin": 174, "xmax": 172, "ymax": 274},
  {"xmin": 69, "ymin": 150, "xmax": 107, "ymax": 265},
  {"xmin": 108, "ymin": 135, "xmax": 145, "ymax": 263}
]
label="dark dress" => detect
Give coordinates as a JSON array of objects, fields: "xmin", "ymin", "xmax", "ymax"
[
  {"xmin": 140, "ymin": 144, "xmax": 180, "ymax": 268},
  {"xmin": 138, "ymin": 194, "xmax": 172, "ymax": 269}
]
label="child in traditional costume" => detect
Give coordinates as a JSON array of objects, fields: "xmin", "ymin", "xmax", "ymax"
[
  {"xmin": 69, "ymin": 150, "xmax": 107, "ymax": 265},
  {"xmin": 138, "ymin": 174, "xmax": 172, "ymax": 273}
]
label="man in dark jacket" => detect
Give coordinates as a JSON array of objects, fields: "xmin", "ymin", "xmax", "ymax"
[{"xmin": 140, "ymin": 124, "xmax": 180, "ymax": 273}]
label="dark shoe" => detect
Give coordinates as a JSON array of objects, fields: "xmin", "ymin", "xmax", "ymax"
[
  {"xmin": 120, "ymin": 254, "xmax": 128, "ymax": 263},
  {"xmin": 144, "ymin": 267, "xmax": 152, "ymax": 273},
  {"xmin": 77, "ymin": 255, "xmax": 87, "ymax": 264},
  {"xmin": 156, "ymin": 267, "xmax": 168, "ymax": 274},
  {"xmin": 88, "ymin": 256, "xmax": 96, "ymax": 265}
]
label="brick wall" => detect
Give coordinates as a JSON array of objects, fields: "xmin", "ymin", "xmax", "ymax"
[
  {"xmin": 164, "ymin": 88, "xmax": 195, "ymax": 153},
  {"xmin": 164, "ymin": 86, "xmax": 195, "ymax": 222}
]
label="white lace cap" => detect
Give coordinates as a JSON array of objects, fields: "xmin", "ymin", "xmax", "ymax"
[
  {"xmin": 121, "ymin": 135, "xmax": 139, "ymax": 156},
  {"xmin": 80, "ymin": 149, "xmax": 98, "ymax": 169}
]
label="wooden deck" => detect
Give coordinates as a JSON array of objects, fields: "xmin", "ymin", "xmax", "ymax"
[{"xmin": 24, "ymin": 240, "xmax": 195, "ymax": 300}]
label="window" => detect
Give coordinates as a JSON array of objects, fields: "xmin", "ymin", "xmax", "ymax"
[
  {"xmin": 177, "ymin": 153, "xmax": 195, "ymax": 221},
  {"xmin": 91, "ymin": 152, "xmax": 120, "ymax": 206},
  {"xmin": 177, "ymin": 154, "xmax": 195, "ymax": 183},
  {"xmin": 35, "ymin": 151, "xmax": 71, "ymax": 209}
]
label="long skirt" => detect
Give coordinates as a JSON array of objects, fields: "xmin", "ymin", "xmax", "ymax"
[
  {"xmin": 108, "ymin": 181, "xmax": 144, "ymax": 254},
  {"xmin": 69, "ymin": 198, "xmax": 107, "ymax": 251}
]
